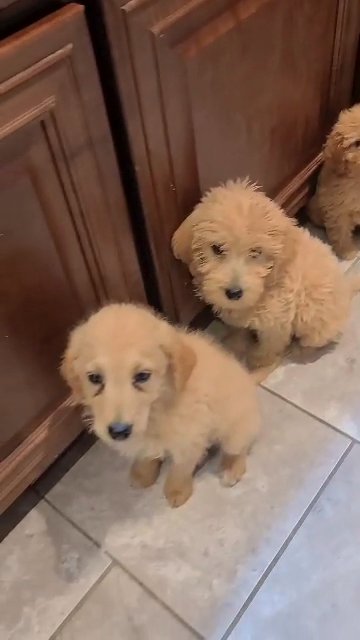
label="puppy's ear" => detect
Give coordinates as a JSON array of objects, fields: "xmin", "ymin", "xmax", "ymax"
[
  {"xmin": 172, "ymin": 215, "xmax": 196, "ymax": 267},
  {"xmin": 268, "ymin": 215, "xmax": 298, "ymax": 279},
  {"xmin": 172, "ymin": 206, "xmax": 207, "ymax": 276},
  {"xmin": 162, "ymin": 335, "xmax": 197, "ymax": 393},
  {"xmin": 60, "ymin": 329, "xmax": 83, "ymax": 402},
  {"xmin": 323, "ymin": 130, "xmax": 347, "ymax": 175},
  {"xmin": 279, "ymin": 221, "xmax": 298, "ymax": 265}
]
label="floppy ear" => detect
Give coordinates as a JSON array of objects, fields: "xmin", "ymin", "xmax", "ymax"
[
  {"xmin": 172, "ymin": 215, "xmax": 196, "ymax": 268},
  {"xmin": 267, "ymin": 214, "xmax": 298, "ymax": 280},
  {"xmin": 278, "ymin": 222, "xmax": 298, "ymax": 268},
  {"xmin": 172, "ymin": 205, "xmax": 207, "ymax": 275},
  {"xmin": 323, "ymin": 130, "xmax": 347, "ymax": 175},
  {"xmin": 163, "ymin": 334, "xmax": 197, "ymax": 393},
  {"xmin": 60, "ymin": 329, "xmax": 83, "ymax": 402}
]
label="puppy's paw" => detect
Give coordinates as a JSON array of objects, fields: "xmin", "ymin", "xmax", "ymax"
[
  {"xmin": 130, "ymin": 458, "xmax": 162, "ymax": 489},
  {"xmin": 164, "ymin": 478, "xmax": 193, "ymax": 508},
  {"xmin": 220, "ymin": 454, "xmax": 246, "ymax": 487},
  {"xmin": 246, "ymin": 349, "xmax": 279, "ymax": 372},
  {"xmin": 220, "ymin": 469, "xmax": 244, "ymax": 487}
]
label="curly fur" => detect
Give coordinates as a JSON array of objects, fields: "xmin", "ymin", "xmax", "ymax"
[
  {"xmin": 61, "ymin": 303, "xmax": 260, "ymax": 508},
  {"xmin": 308, "ymin": 103, "xmax": 360, "ymax": 259},
  {"xmin": 172, "ymin": 179, "xmax": 359, "ymax": 371}
]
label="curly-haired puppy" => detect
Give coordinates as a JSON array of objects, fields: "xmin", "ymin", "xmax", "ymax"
[
  {"xmin": 61, "ymin": 303, "xmax": 260, "ymax": 508},
  {"xmin": 172, "ymin": 179, "xmax": 360, "ymax": 371},
  {"xmin": 308, "ymin": 103, "xmax": 360, "ymax": 259}
]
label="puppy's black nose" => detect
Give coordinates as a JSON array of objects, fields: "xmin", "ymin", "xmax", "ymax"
[
  {"xmin": 225, "ymin": 287, "xmax": 243, "ymax": 300},
  {"xmin": 108, "ymin": 422, "xmax": 133, "ymax": 441}
]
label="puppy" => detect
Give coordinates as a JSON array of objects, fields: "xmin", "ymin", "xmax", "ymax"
[
  {"xmin": 308, "ymin": 104, "xmax": 360, "ymax": 259},
  {"xmin": 61, "ymin": 303, "xmax": 260, "ymax": 508},
  {"xmin": 172, "ymin": 179, "xmax": 360, "ymax": 371}
]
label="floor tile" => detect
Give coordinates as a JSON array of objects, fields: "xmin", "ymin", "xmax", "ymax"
[
  {"xmin": 228, "ymin": 444, "xmax": 360, "ymax": 640},
  {"xmin": 35, "ymin": 431, "xmax": 96, "ymax": 497},
  {"xmin": 56, "ymin": 565, "xmax": 196, "ymax": 640},
  {"xmin": 45, "ymin": 390, "xmax": 348, "ymax": 637},
  {"xmin": 0, "ymin": 500, "xmax": 110, "ymax": 640},
  {"xmin": 264, "ymin": 261, "xmax": 360, "ymax": 439},
  {"xmin": 0, "ymin": 488, "xmax": 40, "ymax": 543}
]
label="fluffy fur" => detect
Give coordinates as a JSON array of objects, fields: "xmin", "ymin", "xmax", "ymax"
[
  {"xmin": 308, "ymin": 104, "xmax": 360, "ymax": 259},
  {"xmin": 61, "ymin": 303, "xmax": 260, "ymax": 508},
  {"xmin": 172, "ymin": 179, "xmax": 359, "ymax": 370}
]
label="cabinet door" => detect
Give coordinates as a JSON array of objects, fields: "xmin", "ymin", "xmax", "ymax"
[
  {"xmin": 0, "ymin": 4, "xmax": 145, "ymax": 512},
  {"xmin": 102, "ymin": 0, "xmax": 359, "ymax": 322}
]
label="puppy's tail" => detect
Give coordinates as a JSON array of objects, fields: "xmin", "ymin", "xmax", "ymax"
[{"xmin": 347, "ymin": 273, "xmax": 360, "ymax": 297}]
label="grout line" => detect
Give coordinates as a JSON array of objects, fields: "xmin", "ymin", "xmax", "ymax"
[
  {"xmin": 346, "ymin": 256, "xmax": 360, "ymax": 273},
  {"xmin": 260, "ymin": 385, "xmax": 358, "ymax": 443},
  {"xmin": 49, "ymin": 562, "xmax": 114, "ymax": 639},
  {"xmin": 42, "ymin": 495, "xmax": 106, "ymax": 549},
  {"xmin": 220, "ymin": 440, "xmax": 354, "ymax": 640},
  {"xmin": 42, "ymin": 497, "xmax": 203, "ymax": 640},
  {"xmin": 104, "ymin": 550, "xmax": 204, "ymax": 639}
]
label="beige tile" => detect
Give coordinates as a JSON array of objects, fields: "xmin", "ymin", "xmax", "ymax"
[
  {"xmin": 0, "ymin": 489, "xmax": 39, "ymax": 542},
  {"xmin": 46, "ymin": 390, "xmax": 348, "ymax": 637},
  {"xmin": 264, "ymin": 261, "xmax": 360, "ymax": 439},
  {"xmin": 0, "ymin": 500, "xmax": 110, "ymax": 640},
  {"xmin": 228, "ymin": 444, "xmax": 360, "ymax": 640},
  {"xmin": 56, "ymin": 566, "xmax": 196, "ymax": 640}
]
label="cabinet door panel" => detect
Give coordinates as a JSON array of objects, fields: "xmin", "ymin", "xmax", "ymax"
[
  {"xmin": 0, "ymin": 5, "xmax": 145, "ymax": 511},
  {"xmin": 0, "ymin": 125, "xmax": 93, "ymax": 458},
  {"xmin": 103, "ymin": 0, "xmax": 359, "ymax": 321}
]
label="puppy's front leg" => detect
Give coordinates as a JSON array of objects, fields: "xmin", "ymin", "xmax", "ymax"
[
  {"xmin": 246, "ymin": 327, "xmax": 290, "ymax": 371},
  {"xmin": 327, "ymin": 221, "xmax": 358, "ymax": 260},
  {"xmin": 130, "ymin": 457, "xmax": 162, "ymax": 489},
  {"xmin": 220, "ymin": 452, "xmax": 247, "ymax": 487},
  {"xmin": 164, "ymin": 455, "xmax": 201, "ymax": 508},
  {"xmin": 222, "ymin": 327, "xmax": 251, "ymax": 362}
]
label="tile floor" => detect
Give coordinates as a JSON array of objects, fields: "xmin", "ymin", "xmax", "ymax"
[{"xmin": 2, "ymin": 256, "xmax": 360, "ymax": 640}]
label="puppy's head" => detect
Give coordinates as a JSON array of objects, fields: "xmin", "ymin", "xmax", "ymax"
[
  {"xmin": 61, "ymin": 304, "xmax": 196, "ymax": 451},
  {"xmin": 172, "ymin": 179, "xmax": 296, "ymax": 314},
  {"xmin": 324, "ymin": 104, "xmax": 360, "ymax": 174}
]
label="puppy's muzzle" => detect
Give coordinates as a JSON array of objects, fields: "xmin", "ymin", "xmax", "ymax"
[
  {"xmin": 225, "ymin": 287, "xmax": 243, "ymax": 300},
  {"xmin": 108, "ymin": 422, "xmax": 133, "ymax": 441}
]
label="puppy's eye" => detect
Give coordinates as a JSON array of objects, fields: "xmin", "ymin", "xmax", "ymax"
[
  {"xmin": 87, "ymin": 372, "xmax": 104, "ymax": 386},
  {"xmin": 133, "ymin": 371, "xmax": 152, "ymax": 387},
  {"xmin": 249, "ymin": 247, "xmax": 262, "ymax": 259},
  {"xmin": 353, "ymin": 140, "xmax": 360, "ymax": 148},
  {"xmin": 211, "ymin": 244, "xmax": 225, "ymax": 256}
]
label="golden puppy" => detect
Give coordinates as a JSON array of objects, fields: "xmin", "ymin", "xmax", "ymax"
[
  {"xmin": 172, "ymin": 179, "xmax": 359, "ymax": 371},
  {"xmin": 308, "ymin": 104, "xmax": 360, "ymax": 259},
  {"xmin": 61, "ymin": 303, "xmax": 260, "ymax": 508}
]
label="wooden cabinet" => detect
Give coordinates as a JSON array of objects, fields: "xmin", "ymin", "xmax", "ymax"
[
  {"xmin": 1, "ymin": 0, "xmax": 359, "ymax": 511},
  {"xmin": 101, "ymin": 0, "xmax": 360, "ymax": 322},
  {"xmin": 0, "ymin": 4, "xmax": 145, "ymax": 512}
]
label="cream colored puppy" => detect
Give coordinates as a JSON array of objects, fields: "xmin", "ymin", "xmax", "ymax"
[
  {"xmin": 308, "ymin": 104, "xmax": 360, "ymax": 259},
  {"xmin": 61, "ymin": 304, "xmax": 260, "ymax": 508},
  {"xmin": 172, "ymin": 179, "xmax": 359, "ymax": 371}
]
